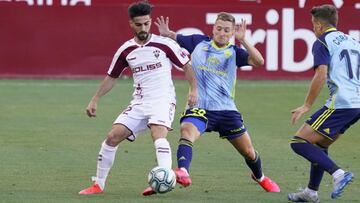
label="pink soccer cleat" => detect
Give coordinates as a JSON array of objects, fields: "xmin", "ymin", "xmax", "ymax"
[
  {"xmin": 78, "ymin": 183, "xmax": 104, "ymax": 195},
  {"xmin": 251, "ymin": 174, "xmax": 280, "ymax": 193},
  {"xmin": 175, "ymin": 168, "xmax": 192, "ymax": 187},
  {"xmin": 142, "ymin": 186, "xmax": 156, "ymax": 196}
]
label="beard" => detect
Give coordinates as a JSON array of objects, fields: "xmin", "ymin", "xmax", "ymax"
[{"xmin": 136, "ymin": 31, "xmax": 149, "ymax": 41}]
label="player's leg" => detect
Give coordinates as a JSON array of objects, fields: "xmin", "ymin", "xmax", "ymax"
[
  {"xmin": 219, "ymin": 110, "xmax": 280, "ymax": 192},
  {"xmin": 149, "ymin": 124, "xmax": 172, "ymax": 169},
  {"xmin": 228, "ymin": 132, "xmax": 280, "ymax": 192},
  {"xmin": 308, "ymin": 144, "xmax": 328, "ymax": 192},
  {"xmin": 175, "ymin": 121, "xmax": 202, "ymax": 187},
  {"xmin": 289, "ymin": 107, "xmax": 359, "ymax": 200},
  {"xmin": 143, "ymin": 102, "xmax": 175, "ymax": 196},
  {"xmin": 79, "ymin": 124, "xmax": 132, "ymax": 194},
  {"xmin": 177, "ymin": 121, "xmax": 201, "ymax": 171},
  {"xmin": 80, "ymin": 103, "xmax": 148, "ymax": 195},
  {"xmin": 175, "ymin": 108, "xmax": 207, "ymax": 187},
  {"xmin": 143, "ymin": 124, "xmax": 172, "ymax": 196},
  {"xmin": 288, "ymin": 141, "xmax": 327, "ymax": 202},
  {"xmin": 228, "ymin": 132, "xmax": 258, "ymax": 175},
  {"xmin": 289, "ymin": 124, "xmax": 339, "ymax": 201}
]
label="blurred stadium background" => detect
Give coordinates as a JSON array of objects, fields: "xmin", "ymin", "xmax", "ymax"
[{"xmin": 1, "ymin": 0, "xmax": 359, "ymax": 79}]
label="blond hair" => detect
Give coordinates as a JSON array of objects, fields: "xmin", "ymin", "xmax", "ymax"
[{"xmin": 216, "ymin": 12, "xmax": 235, "ymax": 25}]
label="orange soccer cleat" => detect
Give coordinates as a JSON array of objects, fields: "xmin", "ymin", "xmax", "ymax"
[
  {"xmin": 78, "ymin": 183, "xmax": 104, "ymax": 195},
  {"xmin": 142, "ymin": 186, "xmax": 156, "ymax": 196},
  {"xmin": 251, "ymin": 174, "xmax": 280, "ymax": 193},
  {"xmin": 175, "ymin": 168, "xmax": 192, "ymax": 187}
]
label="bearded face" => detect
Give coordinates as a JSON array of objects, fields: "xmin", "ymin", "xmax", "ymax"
[{"xmin": 130, "ymin": 15, "xmax": 152, "ymax": 42}]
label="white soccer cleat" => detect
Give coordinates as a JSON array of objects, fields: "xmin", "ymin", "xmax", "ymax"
[
  {"xmin": 331, "ymin": 171, "xmax": 354, "ymax": 199},
  {"xmin": 288, "ymin": 188, "xmax": 320, "ymax": 203}
]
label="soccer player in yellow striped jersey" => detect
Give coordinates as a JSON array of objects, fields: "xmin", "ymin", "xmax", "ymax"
[
  {"xmin": 288, "ymin": 4, "xmax": 360, "ymax": 202},
  {"xmin": 155, "ymin": 12, "xmax": 280, "ymax": 193}
]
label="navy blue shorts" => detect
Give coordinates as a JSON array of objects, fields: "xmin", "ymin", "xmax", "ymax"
[
  {"xmin": 180, "ymin": 108, "xmax": 247, "ymax": 140},
  {"xmin": 306, "ymin": 106, "xmax": 360, "ymax": 140}
]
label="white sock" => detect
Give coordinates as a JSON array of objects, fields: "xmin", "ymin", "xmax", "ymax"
[
  {"xmin": 257, "ymin": 174, "xmax": 265, "ymax": 182},
  {"xmin": 332, "ymin": 169, "xmax": 345, "ymax": 180},
  {"xmin": 180, "ymin": 167, "xmax": 189, "ymax": 174},
  {"xmin": 95, "ymin": 141, "xmax": 118, "ymax": 189},
  {"xmin": 305, "ymin": 187, "xmax": 318, "ymax": 196},
  {"xmin": 154, "ymin": 138, "xmax": 172, "ymax": 169}
]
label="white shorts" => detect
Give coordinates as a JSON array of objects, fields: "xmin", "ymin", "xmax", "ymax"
[{"xmin": 114, "ymin": 100, "xmax": 176, "ymax": 141}]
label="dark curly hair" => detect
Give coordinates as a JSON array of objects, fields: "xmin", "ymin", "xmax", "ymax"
[{"xmin": 128, "ymin": 1, "xmax": 154, "ymax": 19}]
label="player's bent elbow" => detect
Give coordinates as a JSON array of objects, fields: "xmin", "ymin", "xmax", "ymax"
[
  {"xmin": 249, "ymin": 57, "xmax": 264, "ymax": 67},
  {"xmin": 255, "ymin": 58, "xmax": 265, "ymax": 66}
]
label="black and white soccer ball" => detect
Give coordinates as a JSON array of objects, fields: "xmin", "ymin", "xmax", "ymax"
[{"xmin": 148, "ymin": 166, "xmax": 176, "ymax": 193}]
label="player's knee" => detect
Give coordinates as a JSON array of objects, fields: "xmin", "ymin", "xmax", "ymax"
[
  {"xmin": 180, "ymin": 125, "xmax": 198, "ymax": 142},
  {"xmin": 290, "ymin": 136, "xmax": 309, "ymax": 154},
  {"xmin": 241, "ymin": 146, "xmax": 255, "ymax": 160},
  {"xmin": 106, "ymin": 132, "xmax": 122, "ymax": 146}
]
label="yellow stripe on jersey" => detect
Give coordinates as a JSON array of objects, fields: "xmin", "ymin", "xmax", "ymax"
[
  {"xmin": 316, "ymin": 28, "xmax": 336, "ymax": 50},
  {"xmin": 328, "ymin": 93, "xmax": 337, "ymax": 109},
  {"xmin": 290, "ymin": 138, "xmax": 308, "ymax": 144},
  {"xmin": 317, "ymin": 38, "xmax": 329, "ymax": 49},
  {"xmin": 311, "ymin": 108, "xmax": 335, "ymax": 130},
  {"xmin": 210, "ymin": 40, "xmax": 231, "ymax": 50},
  {"xmin": 231, "ymin": 78, "xmax": 236, "ymax": 99}
]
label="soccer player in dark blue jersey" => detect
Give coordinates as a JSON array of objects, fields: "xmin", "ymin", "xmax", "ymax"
[
  {"xmin": 288, "ymin": 4, "xmax": 360, "ymax": 202},
  {"xmin": 154, "ymin": 12, "xmax": 280, "ymax": 193}
]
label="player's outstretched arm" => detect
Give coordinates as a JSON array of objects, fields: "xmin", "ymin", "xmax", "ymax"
[
  {"xmin": 86, "ymin": 75, "xmax": 117, "ymax": 117},
  {"xmin": 182, "ymin": 63, "xmax": 198, "ymax": 107},
  {"xmin": 235, "ymin": 19, "xmax": 264, "ymax": 67},
  {"xmin": 155, "ymin": 16, "xmax": 177, "ymax": 40},
  {"xmin": 291, "ymin": 65, "xmax": 327, "ymax": 124}
]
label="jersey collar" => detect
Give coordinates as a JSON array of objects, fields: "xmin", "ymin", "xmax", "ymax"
[
  {"xmin": 210, "ymin": 40, "xmax": 231, "ymax": 50},
  {"xmin": 325, "ymin": 27, "xmax": 337, "ymax": 33}
]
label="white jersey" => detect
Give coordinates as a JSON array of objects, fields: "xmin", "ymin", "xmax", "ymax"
[{"xmin": 107, "ymin": 34, "xmax": 190, "ymax": 103}]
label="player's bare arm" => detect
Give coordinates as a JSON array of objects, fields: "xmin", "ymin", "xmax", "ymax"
[
  {"xmin": 235, "ymin": 19, "xmax": 264, "ymax": 67},
  {"xmin": 291, "ymin": 65, "xmax": 327, "ymax": 124},
  {"xmin": 86, "ymin": 75, "xmax": 117, "ymax": 117},
  {"xmin": 182, "ymin": 63, "xmax": 198, "ymax": 107},
  {"xmin": 155, "ymin": 16, "xmax": 177, "ymax": 40}
]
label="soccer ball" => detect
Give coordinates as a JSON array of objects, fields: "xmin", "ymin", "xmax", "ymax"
[{"xmin": 148, "ymin": 166, "xmax": 176, "ymax": 193}]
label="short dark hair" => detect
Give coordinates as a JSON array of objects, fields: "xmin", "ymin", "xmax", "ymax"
[
  {"xmin": 128, "ymin": 1, "xmax": 153, "ymax": 19},
  {"xmin": 216, "ymin": 12, "xmax": 235, "ymax": 25},
  {"xmin": 310, "ymin": 4, "xmax": 338, "ymax": 27}
]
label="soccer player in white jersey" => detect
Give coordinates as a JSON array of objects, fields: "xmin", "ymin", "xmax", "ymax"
[
  {"xmin": 288, "ymin": 4, "xmax": 360, "ymax": 202},
  {"xmin": 155, "ymin": 12, "xmax": 280, "ymax": 193},
  {"xmin": 78, "ymin": 1, "xmax": 197, "ymax": 196}
]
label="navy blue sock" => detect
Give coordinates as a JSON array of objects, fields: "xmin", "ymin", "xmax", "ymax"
[
  {"xmin": 290, "ymin": 136, "xmax": 339, "ymax": 175},
  {"xmin": 245, "ymin": 151, "xmax": 263, "ymax": 179},
  {"xmin": 177, "ymin": 138, "xmax": 193, "ymax": 172},
  {"xmin": 308, "ymin": 145, "xmax": 328, "ymax": 191}
]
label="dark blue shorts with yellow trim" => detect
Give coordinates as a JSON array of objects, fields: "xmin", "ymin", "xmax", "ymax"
[
  {"xmin": 306, "ymin": 106, "xmax": 360, "ymax": 140},
  {"xmin": 180, "ymin": 108, "xmax": 247, "ymax": 140}
]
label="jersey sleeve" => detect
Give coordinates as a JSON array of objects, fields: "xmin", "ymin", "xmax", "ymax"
[
  {"xmin": 160, "ymin": 38, "xmax": 191, "ymax": 68},
  {"xmin": 107, "ymin": 45, "xmax": 137, "ymax": 78},
  {"xmin": 234, "ymin": 46, "xmax": 250, "ymax": 67},
  {"xmin": 176, "ymin": 34, "xmax": 209, "ymax": 53},
  {"xmin": 312, "ymin": 39, "xmax": 330, "ymax": 69}
]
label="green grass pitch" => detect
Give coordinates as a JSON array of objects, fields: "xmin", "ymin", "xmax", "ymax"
[{"xmin": 0, "ymin": 79, "xmax": 359, "ymax": 203}]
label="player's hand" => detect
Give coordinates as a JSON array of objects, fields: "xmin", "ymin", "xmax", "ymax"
[
  {"xmin": 187, "ymin": 89, "xmax": 198, "ymax": 108},
  {"xmin": 235, "ymin": 19, "xmax": 246, "ymax": 42},
  {"xmin": 86, "ymin": 100, "xmax": 97, "ymax": 117},
  {"xmin": 155, "ymin": 16, "xmax": 171, "ymax": 37},
  {"xmin": 291, "ymin": 105, "xmax": 310, "ymax": 125}
]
